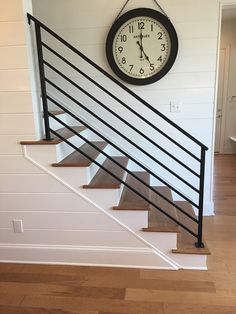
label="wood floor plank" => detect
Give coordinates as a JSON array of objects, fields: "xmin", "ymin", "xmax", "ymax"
[
  {"xmin": 83, "ymin": 157, "xmax": 129, "ymax": 189},
  {"xmin": 52, "ymin": 141, "xmax": 107, "ymax": 167},
  {"xmin": 0, "ymin": 305, "xmax": 74, "ymax": 314},
  {"xmin": 113, "ymin": 172, "xmax": 150, "ymax": 210}
]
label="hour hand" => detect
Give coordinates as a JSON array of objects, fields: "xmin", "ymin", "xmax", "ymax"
[
  {"xmin": 136, "ymin": 41, "xmax": 143, "ymax": 58},
  {"xmin": 136, "ymin": 41, "xmax": 151, "ymax": 65}
]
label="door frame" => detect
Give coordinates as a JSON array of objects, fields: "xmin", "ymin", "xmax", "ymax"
[{"xmin": 216, "ymin": 46, "xmax": 230, "ymax": 153}]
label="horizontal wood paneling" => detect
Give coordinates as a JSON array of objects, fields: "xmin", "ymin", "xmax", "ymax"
[
  {"xmin": 0, "ymin": 46, "xmax": 28, "ymax": 69},
  {"xmin": 0, "ymin": 92, "xmax": 33, "ymax": 113},
  {"xmin": 0, "ymin": 114, "xmax": 35, "ymax": 135},
  {"xmin": 0, "ymin": 211, "xmax": 123, "ymax": 231},
  {"xmin": 0, "ymin": 22, "xmax": 25, "ymax": 46},
  {"xmin": 0, "ymin": 193, "xmax": 100, "ymax": 212},
  {"xmin": 0, "ymin": 174, "xmax": 70, "ymax": 193},
  {"xmin": 0, "ymin": 229, "xmax": 146, "ymax": 248},
  {"xmin": 0, "ymin": 156, "xmax": 43, "ymax": 174},
  {"xmin": 0, "ymin": 0, "xmax": 24, "ymax": 21},
  {"xmin": 0, "ymin": 70, "xmax": 30, "ymax": 92},
  {"xmin": 0, "ymin": 135, "xmax": 35, "ymax": 154}
]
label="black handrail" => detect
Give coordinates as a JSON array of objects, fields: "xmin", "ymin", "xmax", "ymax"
[
  {"xmin": 42, "ymin": 42, "xmax": 202, "ymax": 164},
  {"xmin": 44, "ymin": 60, "xmax": 199, "ymax": 192},
  {"xmin": 46, "ymin": 81, "xmax": 199, "ymax": 208},
  {"xmin": 47, "ymin": 96, "xmax": 199, "ymax": 216},
  {"xmin": 27, "ymin": 12, "xmax": 207, "ymax": 248},
  {"xmin": 27, "ymin": 13, "xmax": 207, "ymax": 151},
  {"xmin": 50, "ymin": 125, "xmax": 198, "ymax": 238}
]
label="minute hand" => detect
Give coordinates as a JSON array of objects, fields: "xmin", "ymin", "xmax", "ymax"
[{"xmin": 136, "ymin": 41, "xmax": 152, "ymax": 66}]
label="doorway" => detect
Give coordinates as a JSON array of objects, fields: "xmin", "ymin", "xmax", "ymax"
[{"xmin": 215, "ymin": 5, "xmax": 236, "ymax": 154}]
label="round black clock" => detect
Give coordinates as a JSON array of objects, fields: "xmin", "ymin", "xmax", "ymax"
[{"xmin": 106, "ymin": 8, "xmax": 178, "ymax": 85}]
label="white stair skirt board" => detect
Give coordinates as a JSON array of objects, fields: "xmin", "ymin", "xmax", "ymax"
[
  {"xmin": 0, "ymin": 245, "xmax": 175, "ymax": 270},
  {"xmin": 20, "ymin": 145, "xmax": 208, "ymax": 270}
]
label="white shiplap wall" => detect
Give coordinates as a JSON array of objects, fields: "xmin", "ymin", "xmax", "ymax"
[
  {"xmin": 1, "ymin": 0, "xmax": 170, "ymax": 268},
  {"xmin": 32, "ymin": 0, "xmax": 223, "ymax": 213}
]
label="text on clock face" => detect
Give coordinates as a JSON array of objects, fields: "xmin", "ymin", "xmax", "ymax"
[{"xmin": 112, "ymin": 17, "xmax": 171, "ymax": 79}]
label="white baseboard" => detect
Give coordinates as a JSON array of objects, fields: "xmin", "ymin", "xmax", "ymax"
[{"xmin": 0, "ymin": 244, "xmax": 176, "ymax": 270}]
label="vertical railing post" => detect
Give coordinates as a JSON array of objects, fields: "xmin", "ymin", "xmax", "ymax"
[
  {"xmin": 195, "ymin": 147, "xmax": 206, "ymax": 248},
  {"xmin": 34, "ymin": 22, "xmax": 52, "ymax": 140}
]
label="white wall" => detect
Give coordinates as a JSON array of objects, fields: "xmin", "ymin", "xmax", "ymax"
[
  {"xmin": 220, "ymin": 18, "xmax": 236, "ymax": 153},
  {"xmin": 31, "ymin": 0, "xmax": 222, "ymax": 213},
  {"xmin": 1, "ymin": 0, "xmax": 171, "ymax": 268}
]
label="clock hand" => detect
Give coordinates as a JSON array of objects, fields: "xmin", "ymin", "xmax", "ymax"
[
  {"xmin": 139, "ymin": 30, "xmax": 144, "ymax": 58},
  {"xmin": 136, "ymin": 40, "xmax": 144, "ymax": 57},
  {"xmin": 136, "ymin": 41, "xmax": 152, "ymax": 66},
  {"xmin": 136, "ymin": 38, "xmax": 143, "ymax": 58}
]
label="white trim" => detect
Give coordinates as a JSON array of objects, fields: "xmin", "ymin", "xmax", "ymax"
[
  {"xmin": 0, "ymin": 244, "xmax": 175, "ymax": 270},
  {"xmin": 22, "ymin": 145, "xmax": 180, "ymax": 270},
  {"xmin": 219, "ymin": 46, "xmax": 231, "ymax": 153}
]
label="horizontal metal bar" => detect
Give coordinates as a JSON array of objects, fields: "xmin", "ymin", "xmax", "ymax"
[
  {"xmin": 27, "ymin": 12, "xmax": 208, "ymax": 151},
  {"xmin": 47, "ymin": 96, "xmax": 200, "ymax": 216},
  {"xmin": 44, "ymin": 60, "xmax": 200, "ymax": 192},
  {"xmin": 49, "ymin": 122, "xmax": 199, "ymax": 237},
  {"xmin": 46, "ymin": 85, "xmax": 199, "ymax": 208},
  {"xmin": 42, "ymin": 42, "xmax": 202, "ymax": 164}
]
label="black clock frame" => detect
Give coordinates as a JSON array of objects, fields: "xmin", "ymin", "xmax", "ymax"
[{"xmin": 106, "ymin": 8, "xmax": 178, "ymax": 85}]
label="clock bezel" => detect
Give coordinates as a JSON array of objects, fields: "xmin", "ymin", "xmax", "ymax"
[{"xmin": 106, "ymin": 8, "xmax": 178, "ymax": 85}]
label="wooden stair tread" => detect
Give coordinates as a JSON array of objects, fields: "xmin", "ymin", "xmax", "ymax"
[
  {"xmin": 52, "ymin": 141, "xmax": 107, "ymax": 167},
  {"xmin": 142, "ymin": 186, "xmax": 180, "ymax": 233},
  {"xmin": 113, "ymin": 172, "xmax": 150, "ymax": 210},
  {"xmin": 172, "ymin": 201, "xmax": 211, "ymax": 255},
  {"xmin": 83, "ymin": 156, "xmax": 129, "ymax": 189},
  {"xmin": 44, "ymin": 111, "xmax": 64, "ymax": 117},
  {"xmin": 20, "ymin": 126, "xmax": 86, "ymax": 145}
]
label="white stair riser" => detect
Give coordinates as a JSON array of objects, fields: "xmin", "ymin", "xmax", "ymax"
[
  {"xmin": 165, "ymin": 251, "xmax": 207, "ymax": 270},
  {"xmin": 88, "ymin": 152, "xmax": 107, "ymax": 182},
  {"xmin": 49, "ymin": 113, "xmax": 68, "ymax": 131}
]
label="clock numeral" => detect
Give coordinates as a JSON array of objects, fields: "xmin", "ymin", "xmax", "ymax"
[
  {"xmin": 118, "ymin": 46, "xmax": 124, "ymax": 53},
  {"xmin": 120, "ymin": 35, "xmax": 127, "ymax": 42},
  {"xmin": 129, "ymin": 65, "xmax": 134, "ymax": 72},
  {"xmin": 139, "ymin": 67, "xmax": 145, "ymax": 75},
  {"xmin": 157, "ymin": 56, "xmax": 163, "ymax": 62},
  {"xmin": 150, "ymin": 64, "xmax": 155, "ymax": 71},
  {"xmin": 161, "ymin": 44, "xmax": 166, "ymax": 51},
  {"xmin": 151, "ymin": 24, "xmax": 154, "ymax": 32},
  {"xmin": 157, "ymin": 32, "xmax": 163, "ymax": 40},
  {"xmin": 122, "ymin": 57, "xmax": 126, "ymax": 64},
  {"xmin": 138, "ymin": 22, "xmax": 145, "ymax": 30},
  {"xmin": 129, "ymin": 25, "xmax": 134, "ymax": 33}
]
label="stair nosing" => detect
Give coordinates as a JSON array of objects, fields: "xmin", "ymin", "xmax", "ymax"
[{"xmin": 20, "ymin": 126, "xmax": 86, "ymax": 145}]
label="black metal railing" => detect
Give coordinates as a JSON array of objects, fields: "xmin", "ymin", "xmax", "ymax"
[{"xmin": 27, "ymin": 13, "xmax": 208, "ymax": 248}]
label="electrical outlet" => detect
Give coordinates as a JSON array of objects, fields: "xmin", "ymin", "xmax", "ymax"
[
  {"xmin": 12, "ymin": 220, "xmax": 23, "ymax": 233},
  {"xmin": 170, "ymin": 102, "xmax": 182, "ymax": 113},
  {"xmin": 230, "ymin": 96, "xmax": 236, "ymax": 102}
]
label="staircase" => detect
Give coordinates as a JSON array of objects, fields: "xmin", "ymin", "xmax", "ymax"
[{"xmin": 21, "ymin": 13, "xmax": 210, "ymax": 269}]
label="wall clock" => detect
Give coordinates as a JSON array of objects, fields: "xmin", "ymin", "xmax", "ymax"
[{"xmin": 106, "ymin": 8, "xmax": 178, "ymax": 85}]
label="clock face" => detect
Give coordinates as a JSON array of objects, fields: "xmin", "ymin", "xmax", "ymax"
[{"xmin": 106, "ymin": 8, "xmax": 178, "ymax": 85}]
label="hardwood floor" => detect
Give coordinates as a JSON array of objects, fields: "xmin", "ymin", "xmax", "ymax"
[{"xmin": 0, "ymin": 154, "xmax": 236, "ymax": 314}]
